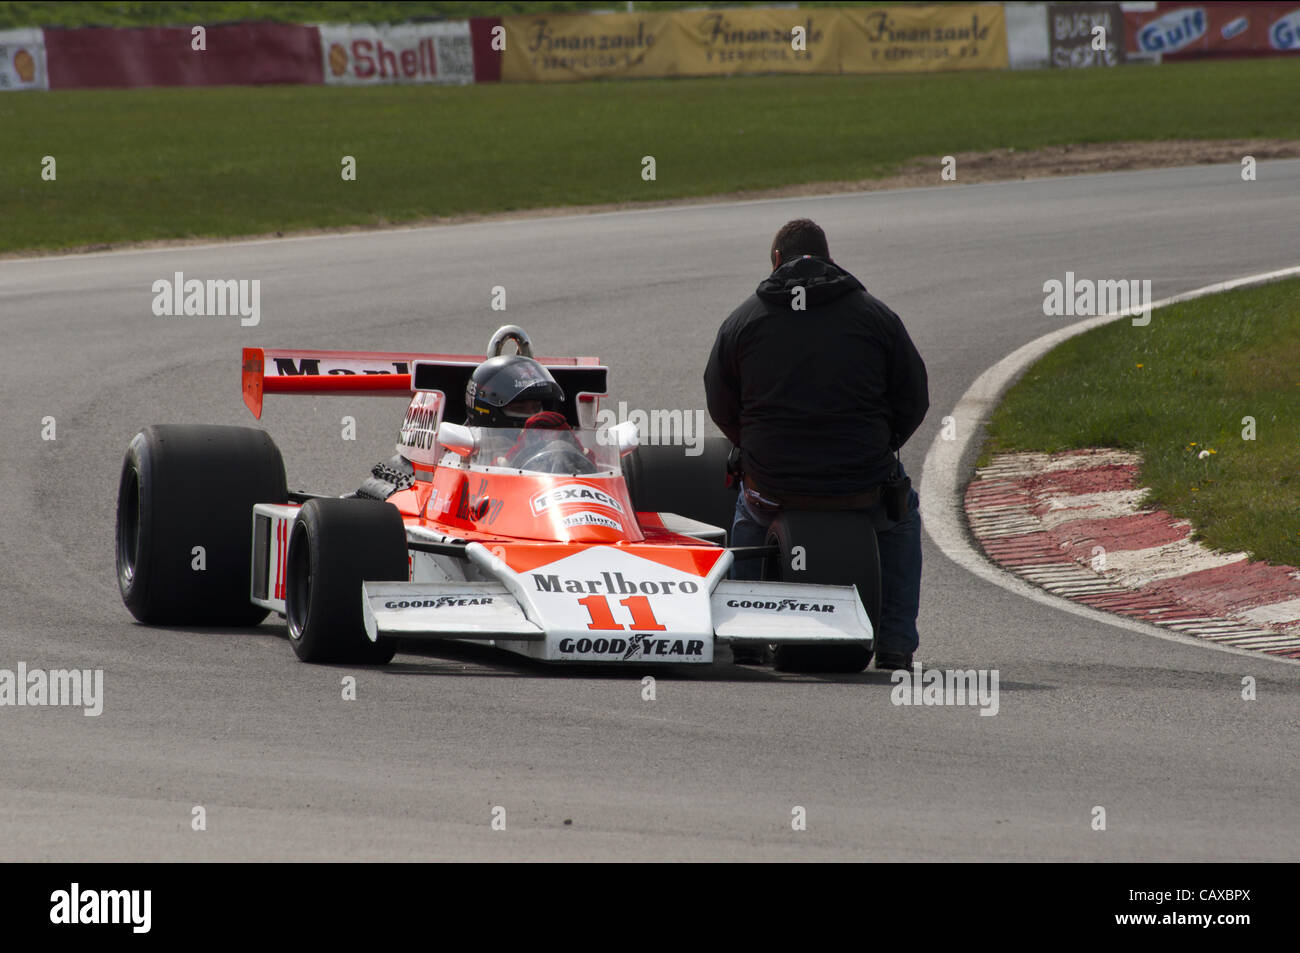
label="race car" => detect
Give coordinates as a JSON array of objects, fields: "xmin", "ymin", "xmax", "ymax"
[{"xmin": 114, "ymin": 326, "xmax": 883, "ymax": 672}]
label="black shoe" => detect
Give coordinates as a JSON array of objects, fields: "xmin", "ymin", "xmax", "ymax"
[
  {"xmin": 874, "ymin": 651, "xmax": 913, "ymax": 671},
  {"xmin": 731, "ymin": 644, "xmax": 773, "ymax": 666}
]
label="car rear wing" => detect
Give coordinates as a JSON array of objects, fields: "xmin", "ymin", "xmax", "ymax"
[{"xmin": 241, "ymin": 347, "xmax": 606, "ymax": 421}]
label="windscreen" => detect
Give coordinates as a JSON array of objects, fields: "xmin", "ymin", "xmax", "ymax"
[{"xmin": 468, "ymin": 426, "xmax": 623, "ymax": 476}]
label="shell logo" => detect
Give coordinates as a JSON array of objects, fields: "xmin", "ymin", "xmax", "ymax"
[
  {"xmin": 13, "ymin": 48, "xmax": 35, "ymax": 83},
  {"xmin": 328, "ymin": 42, "xmax": 348, "ymax": 76}
]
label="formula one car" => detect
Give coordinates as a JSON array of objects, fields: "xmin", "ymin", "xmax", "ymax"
[{"xmin": 114, "ymin": 326, "xmax": 882, "ymax": 672}]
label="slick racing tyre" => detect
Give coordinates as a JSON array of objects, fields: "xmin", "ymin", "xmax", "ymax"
[
  {"xmin": 116, "ymin": 424, "xmax": 286, "ymax": 626},
  {"xmin": 285, "ymin": 498, "xmax": 407, "ymax": 665},
  {"xmin": 764, "ymin": 510, "xmax": 881, "ymax": 674},
  {"xmin": 623, "ymin": 436, "xmax": 737, "ymax": 543}
]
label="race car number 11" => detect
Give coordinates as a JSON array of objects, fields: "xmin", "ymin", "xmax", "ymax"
[{"xmin": 578, "ymin": 595, "xmax": 667, "ymax": 631}]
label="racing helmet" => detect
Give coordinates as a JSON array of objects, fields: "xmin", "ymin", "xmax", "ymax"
[{"xmin": 465, "ymin": 355, "xmax": 565, "ymax": 427}]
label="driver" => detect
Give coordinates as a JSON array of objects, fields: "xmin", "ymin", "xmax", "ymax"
[
  {"xmin": 464, "ymin": 356, "xmax": 591, "ymax": 471},
  {"xmin": 465, "ymin": 354, "xmax": 566, "ymax": 428}
]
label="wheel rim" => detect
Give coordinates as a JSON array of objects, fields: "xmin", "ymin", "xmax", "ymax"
[
  {"xmin": 286, "ymin": 522, "xmax": 312, "ymax": 640},
  {"xmin": 116, "ymin": 462, "xmax": 141, "ymax": 590}
]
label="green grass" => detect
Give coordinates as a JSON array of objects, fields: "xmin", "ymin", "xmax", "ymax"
[
  {"xmin": 0, "ymin": 1, "xmax": 904, "ymax": 29},
  {"xmin": 5, "ymin": 57, "xmax": 1299, "ymax": 254},
  {"xmin": 981, "ymin": 278, "xmax": 1300, "ymax": 567}
]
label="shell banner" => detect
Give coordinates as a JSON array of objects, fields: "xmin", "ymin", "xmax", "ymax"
[{"xmin": 319, "ymin": 21, "xmax": 474, "ymax": 85}]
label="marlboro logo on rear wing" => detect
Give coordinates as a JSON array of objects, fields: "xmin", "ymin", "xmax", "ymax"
[{"xmin": 241, "ymin": 347, "xmax": 607, "ymax": 422}]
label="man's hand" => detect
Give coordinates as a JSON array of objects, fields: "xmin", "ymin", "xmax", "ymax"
[{"xmin": 725, "ymin": 443, "xmax": 743, "ymax": 488}]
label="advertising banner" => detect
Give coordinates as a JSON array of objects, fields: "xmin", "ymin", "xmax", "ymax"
[
  {"xmin": 1124, "ymin": 2, "xmax": 1300, "ymax": 58},
  {"xmin": 668, "ymin": 8, "xmax": 842, "ymax": 76},
  {"xmin": 1049, "ymin": 3, "xmax": 1126, "ymax": 67},
  {"xmin": 839, "ymin": 5, "xmax": 1008, "ymax": 73},
  {"xmin": 319, "ymin": 21, "xmax": 474, "ymax": 85},
  {"xmin": 501, "ymin": 11, "xmax": 677, "ymax": 81},
  {"xmin": 0, "ymin": 28, "xmax": 48, "ymax": 90},
  {"xmin": 501, "ymin": 6, "xmax": 1008, "ymax": 81},
  {"xmin": 1270, "ymin": 5, "xmax": 1300, "ymax": 49}
]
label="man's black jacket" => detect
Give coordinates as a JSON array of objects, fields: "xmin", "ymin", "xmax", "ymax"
[{"xmin": 704, "ymin": 256, "xmax": 929, "ymax": 496}]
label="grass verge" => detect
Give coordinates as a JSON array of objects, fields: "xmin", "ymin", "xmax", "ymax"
[
  {"xmin": 5, "ymin": 57, "xmax": 1300, "ymax": 253},
  {"xmin": 980, "ymin": 277, "xmax": 1300, "ymax": 567},
  {"xmin": 0, "ymin": 2, "xmax": 894, "ymax": 30}
]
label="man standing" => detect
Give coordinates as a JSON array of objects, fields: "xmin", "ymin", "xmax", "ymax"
[{"xmin": 704, "ymin": 219, "xmax": 929, "ymax": 670}]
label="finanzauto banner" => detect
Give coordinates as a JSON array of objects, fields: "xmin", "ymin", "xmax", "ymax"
[
  {"xmin": 667, "ymin": 8, "xmax": 843, "ymax": 76},
  {"xmin": 501, "ymin": 5, "xmax": 1008, "ymax": 81},
  {"xmin": 839, "ymin": 5, "xmax": 1008, "ymax": 73},
  {"xmin": 501, "ymin": 11, "xmax": 677, "ymax": 81}
]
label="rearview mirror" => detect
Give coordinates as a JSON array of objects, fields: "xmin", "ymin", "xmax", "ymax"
[
  {"xmin": 437, "ymin": 422, "xmax": 476, "ymax": 457},
  {"xmin": 609, "ymin": 420, "xmax": 639, "ymax": 457}
]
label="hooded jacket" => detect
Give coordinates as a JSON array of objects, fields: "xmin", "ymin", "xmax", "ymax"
[{"xmin": 704, "ymin": 256, "xmax": 929, "ymax": 496}]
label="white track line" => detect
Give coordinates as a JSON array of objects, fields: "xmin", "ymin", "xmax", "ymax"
[{"xmin": 918, "ymin": 263, "xmax": 1300, "ymax": 665}]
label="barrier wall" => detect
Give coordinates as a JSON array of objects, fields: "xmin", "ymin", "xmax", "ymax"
[
  {"xmin": 1006, "ymin": 3, "xmax": 1050, "ymax": 69},
  {"xmin": 44, "ymin": 24, "xmax": 322, "ymax": 88},
  {"xmin": 3, "ymin": 4, "xmax": 1297, "ymax": 92},
  {"xmin": 21, "ymin": 19, "xmax": 491, "ymax": 90}
]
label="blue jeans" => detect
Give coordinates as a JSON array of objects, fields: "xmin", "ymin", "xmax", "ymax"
[{"xmin": 729, "ymin": 465, "xmax": 922, "ymax": 657}]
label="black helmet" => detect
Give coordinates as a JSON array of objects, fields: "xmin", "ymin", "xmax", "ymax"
[{"xmin": 465, "ymin": 355, "xmax": 565, "ymax": 427}]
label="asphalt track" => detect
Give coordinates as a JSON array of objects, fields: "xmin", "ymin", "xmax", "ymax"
[{"xmin": 2, "ymin": 161, "xmax": 1298, "ymax": 861}]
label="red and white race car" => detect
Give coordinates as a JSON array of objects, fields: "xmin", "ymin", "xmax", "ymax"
[{"xmin": 115, "ymin": 327, "xmax": 880, "ymax": 672}]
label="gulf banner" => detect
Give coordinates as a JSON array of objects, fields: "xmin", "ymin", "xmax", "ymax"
[
  {"xmin": 320, "ymin": 21, "xmax": 474, "ymax": 85},
  {"xmin": 0, "ymin": 28, "xmax": 48, "ymax": 90},
  {"xmin": 839, "ymin": 5, "xmax": 1008, "ymax": 73},
  {"xmin": 1125, "ymin": 3, "xmax": 1300, "ymax": 58},
  {"xmin": 668, "ymin": 8, "xmax": 842, "ymax": 76},
  {"xmin": 501, "ymin": 11, "xmax": 677, "ymax": 81}
]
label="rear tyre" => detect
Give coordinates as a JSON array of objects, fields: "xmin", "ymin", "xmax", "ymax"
[
  {"xmin": 285, "ymin": 498, "xmax": 407, "ymax": 664},
  {"xmin": 764, "ymin": 510, "xmax": 880, "ymax": 674},
  {"xmin": 116, "ymin": 424, "xmax": 286, "ymax": 626},
  {"xmin": 622, "ymin": 437, "xmax": 737, "ymax": 542}
]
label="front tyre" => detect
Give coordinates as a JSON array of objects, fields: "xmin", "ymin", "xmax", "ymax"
[
  {"xmin": 285, "ymin": 498, "xmax": 407, "ymax": 665},
  {"xmin": 764, "ymin": 509, "xmax": 881, "ymax": 674},
  {"xmin": 116, "ymin": 424, "xmax": 286, "ymax": 626}
]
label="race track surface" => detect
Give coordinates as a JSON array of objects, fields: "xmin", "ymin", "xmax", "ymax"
[{"xmin": 2, "ymin": 161, "xmax": 1298, "ymax": 860}]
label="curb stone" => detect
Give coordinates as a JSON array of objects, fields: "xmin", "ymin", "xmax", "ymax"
[{"xmin": 965, "ymin": 449, "xmax": 1300, "ymax": 658}]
